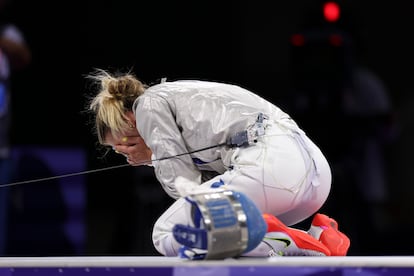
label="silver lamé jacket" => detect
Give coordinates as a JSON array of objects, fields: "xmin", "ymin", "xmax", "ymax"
[{"xmin": 133, "ymin": 80, "xmax": 295, "ymax": 199}]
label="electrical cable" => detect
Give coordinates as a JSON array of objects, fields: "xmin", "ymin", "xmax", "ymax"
[
  {"xmin": 0, "ymin": 142, "xmax": 227, "ymax": 188},
  {"xmin": 1, "ymin": 112, "xmax": 266, "ymax": 188}
]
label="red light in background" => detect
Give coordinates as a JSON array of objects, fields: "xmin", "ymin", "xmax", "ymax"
[
  {"xmin": 290, "ymin": 34, "xmax": 305, "ymax": 46},
  {"xmin": 329, "ymin": 34, "xmax": 343, "ymax": 46},
  {"xmin": 323, "ymin": 1, "xmax": 340, "ymax": 22}
]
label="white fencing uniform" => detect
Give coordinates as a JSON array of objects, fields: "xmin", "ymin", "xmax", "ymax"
[{"xmin": 133, "ymin": 80, "xmax": 332, "ymax": 256}]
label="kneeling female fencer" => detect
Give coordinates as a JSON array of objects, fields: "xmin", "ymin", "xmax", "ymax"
[{"xmin": 86, "ymin": 69, "xmax": 350, "ymax": 259}]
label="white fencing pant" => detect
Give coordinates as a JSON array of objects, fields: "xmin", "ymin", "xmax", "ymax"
[{"xmin": 152, "ymin": 120, "xmax": 332, "ymax": 256}]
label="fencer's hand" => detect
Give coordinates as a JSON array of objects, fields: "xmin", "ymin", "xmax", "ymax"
[{"xmin": 113, "ymin": 135, "xmax": 152, "ymax": 166}]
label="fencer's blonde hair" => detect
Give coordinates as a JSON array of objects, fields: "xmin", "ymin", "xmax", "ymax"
[{"xmin": 87, "ymin": 68, "xmax": 148, "ymax": 144}]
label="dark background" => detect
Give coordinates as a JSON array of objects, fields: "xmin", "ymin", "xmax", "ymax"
[{"xmin": 2, "ymin": 0, "xmax": 414, "ymax": 256}]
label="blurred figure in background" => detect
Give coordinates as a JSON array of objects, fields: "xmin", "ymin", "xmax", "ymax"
[
  {"xmin": 285, "ymin": 0, "xmax": 399, "ymax": 254},
  {"xmin": 0, "ymin": 0, "xmax": 31, "ymax": 255}
]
